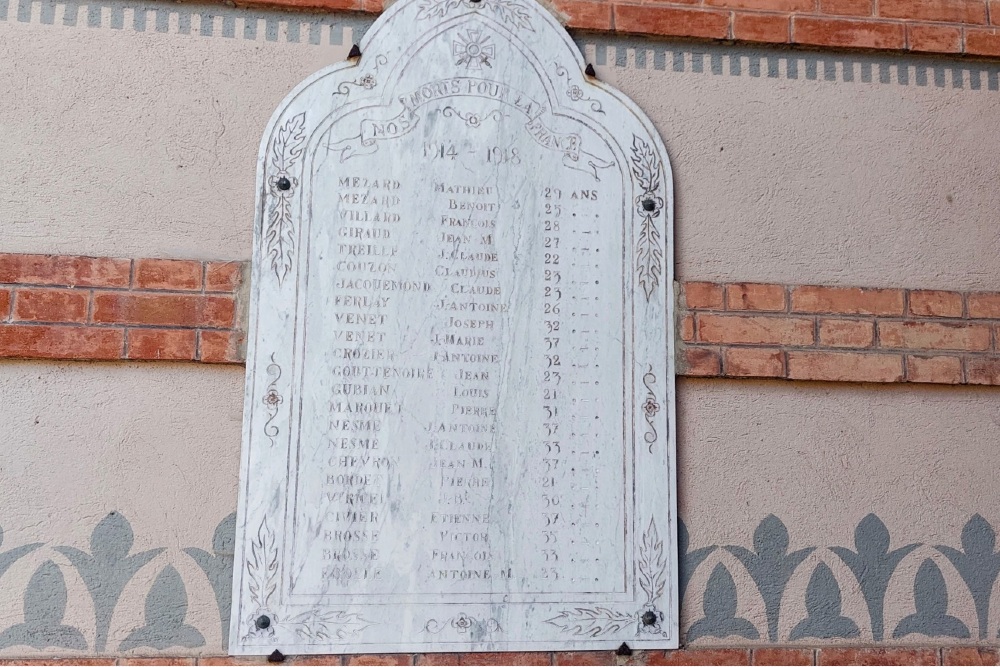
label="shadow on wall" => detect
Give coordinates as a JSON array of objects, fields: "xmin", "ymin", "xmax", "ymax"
[{"xmin": 0, "ymin": 512, "xmax": 997, "ymax": 652}]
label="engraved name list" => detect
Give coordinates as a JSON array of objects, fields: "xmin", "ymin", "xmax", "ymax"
[{"xmin": 232, "ymin": 0, "xmax": 677, "ymax": 653}]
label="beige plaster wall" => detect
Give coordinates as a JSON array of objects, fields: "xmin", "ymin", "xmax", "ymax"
[
  {"xmin": 0, "ymin": 366, "xmax": 997, "ymax": 654},
  {"xmin": 1, "ymin": 0, "xmax": 999, "ymax": 656},
  {"xmin": 1, "ymin": 4, "xmax": 999, "ymax": 289},
  {"xmin": 679, "ymin": 378, "xmax": 1000, "ymax": 545},
  {"xmin": 0, "ymin": 362, "xmax": 244, "ymax": 655}
]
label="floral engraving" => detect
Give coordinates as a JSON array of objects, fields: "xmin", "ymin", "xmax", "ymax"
[
  {"xmin": 442, "ymin": 106, "xmax": 505, "ymax": 128},
  {"xmin": 332, "ymin": 75, "xmax": 377, "ymax": 102},
  {"xmin": 424, "ymin": 613, "xmax": 502, "ymax": 635},
  {"xmin": 555, "ymin": 64, "xmax": 605, "ymax": 114},
  {"xmin": 242, "ymin": 516, "xmax": 279, "ymax": 641},
  {"xmin": 453, "ymin": 29, "xmax": 495, "ymax": 69},
  {"xmin": 630, "ymin": 135, "xmax": 664, "ymax": 301},
  {"xmin": 545, "ymin": 607, "xmax": 636, "ymax": 637},
  {"xmin": 642, "ymin": 366, "xmax": 659, "ymax": 452},
  {"xmin": 331, "ymin": 56, "xmax": 386, "ymax": 102},
  {"xmin": 262, "ymin": 354, "xmax": 282, "ymax": 447},
  {"xmin": 288, "ymin": 610, "xmax": 373, "ymax": 641},
  {"xmin": 417, "ymin": 0, "xmax": 533, "ymax": 31},
  {"xmin": 265, "ymin": 113, "xmax": 306, "ymax": 285}
]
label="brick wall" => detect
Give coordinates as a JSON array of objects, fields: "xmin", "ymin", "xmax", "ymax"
[
  {"xmin": 2, "ymin": 253, "xmax": 999, "ymax": 387},
  {"xmin": 680, "ymin": 282, "xmax": 1000, "ymax": 385},
  {"xmin": 15, "ymin": 647, "xmax": 999, "ymax": 665},
  {"xmin": 0, "ymin": 254, "xmax": 244, "ymax": 364},
  {"xmin": 235, "ymin": 0, "xmax": 1000, "ymax": 60}
]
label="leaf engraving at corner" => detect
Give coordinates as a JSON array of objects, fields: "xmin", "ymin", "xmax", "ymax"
[
  {"xmin": 630, "ymin": 136, "xmax": 664, "ymax": 301},
  {"xmin": 265, "ymin": 112, "xmax": 306, "ymax": 284},
  {"xmin": 416, "ymin": 0, "xmax": 534, "ymax": 31},
  {"xmin": 545, "ymin": 607, "xmax": 636, "ymax": 637}
]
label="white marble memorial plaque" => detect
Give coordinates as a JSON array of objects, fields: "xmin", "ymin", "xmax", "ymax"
[{"xmin": 231, "ymin": 0, "xmax": 677, "ymax": 653}]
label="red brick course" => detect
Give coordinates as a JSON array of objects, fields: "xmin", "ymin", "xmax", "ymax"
[
  {"xmin": 126, "ymin": 329, "xmax": 198, "ymax": 361},
  {"xmin": 792, "ymin": 16, "xmax": 907, "ymax": 49},
  {"xmin": 90, "ymin": 646, "xmax": 1000, "ymax": 665},
  {"xmin": 134, "ymin": 258, "xmax": 203, "ymax": 291},
  {"xmin": 0, "ymin": 253, "xmax": 130, "ymax": 288},
  {"xmin": 752, "ymin": 649, "xmax": 815, "ymax": 665},
  {"xmin": 818, "ymin": 318, "xmax": 873, "ymax": 348},
  {"xmin": 908, "ymin": 23, "xmax": 964, "ymax": 52},
  {"xmin": 726, "ymin": 283, "xmax": 787, "ymax": 312},
  {"xmin": 732, "ymin": 13, "xmax": 791, "ymax": 41},
  {"xmin": 226, "ymin": 0, "xmax": 1000, "ymax": 60},
  {"xmin": 682, "ymin": 281, "xmax": 1000, "ymax": 385},
  {"xmin": 0, "ymin": 254, "xmax": 243, "ymax": 364},
  {"xmin": 818, "ymin": 0, "xmax": 871, "ymax": 17},
  {"xmin": 943, "ymin": 647, "xmax": 1000, "ymax": 665},
  {"xmin": 817, "ymin": 648, "xmax": 938, "ymax": 665},
  {"xmin": 790, "ymin": 286, "xmax": 904, "ymax": 316},
  {"xmin": 615, "ymin": 5, "xmax": 732, "ymax": 39},
  {"xmin": 967, "ymin": 27, "xmax": 1000, "ymax": 54},
  {"xmin": 1, "ymin": 254, "xmax": 999, "ymax": 386},
  {"xmin": 13, "ymin": 288, "xmax": 89, "ymax": 323}
]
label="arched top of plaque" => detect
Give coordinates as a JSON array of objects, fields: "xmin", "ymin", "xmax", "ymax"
[
  {"xmin": 234, "ymin": 0, "xmax": 677, "ymax": 656},
  {"xmin": 253, "ymin": 0, "xmax": 673, "ymax": 298}
]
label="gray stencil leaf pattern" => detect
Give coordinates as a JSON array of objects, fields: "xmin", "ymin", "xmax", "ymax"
[
  {"xmin": 830, "ymin": 513, "xmax": 918, "ymax": 642},
  {"xmin": 893, "ymin": 559, "xmax": 970, "ymax": 639},
  {"xmin": 0, "ymin": 524, "xmax": 42, "ymax": 582},
  {"xmin": 54, "ymin": 511, "xmax": 164, "ymax": 652},
  {"xmin": 678, "ymin": 518, "xmax": 716, "ymax": 604},
  {"xmin": 119, "ymin": 565, "xmax": 205, "ymax": 651},
  {"xmin": 686, "ymin": 563, "xmax": 760, "ymax": 641},
  {"xmin": 184, "ymin": 512, "xmax": 236, "ymax": 648},
  {"xmin": 936, "ymin": 514, "xmax": 1000, "ymax": 639},
  {"xmin": 725, "ymin": 514, "xmax": 814, "ymax": 642},
  {"xmin": 0, "ymin": 560, "xmax": 86, "ymax": 650},
  {"xmin": 789, "ymin": 563, "xmax": 860, "ymax": 640},
  {"xmin": 2, "ymin": 511, "xmax": 998, "ymax": 649}
]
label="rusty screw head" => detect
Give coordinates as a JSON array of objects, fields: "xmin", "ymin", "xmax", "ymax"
[
  {"xmin": 256, "ymin": 615, "xmax": 271, "ymax": 629},
  {"xmin": 642, "ymin": 610, "xmax": 658, "ymax": 626},
  {"xmin": 276, "ymin": 177, "xmax": 292, "ymax": 191}
]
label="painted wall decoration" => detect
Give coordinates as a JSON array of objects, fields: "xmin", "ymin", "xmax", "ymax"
[{"xmin": 0, "ymin": 511, "xmax": 997, "ymax": 654}]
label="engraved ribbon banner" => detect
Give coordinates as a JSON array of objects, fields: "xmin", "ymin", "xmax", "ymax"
[{"xmin": 328, "ymin": 77, "xmax": 612, "ymax": 178}]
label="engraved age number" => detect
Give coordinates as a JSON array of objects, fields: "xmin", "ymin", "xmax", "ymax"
[{"xmin": 540, "ymin": 186, "xmax": 564, "ymax": 582}]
